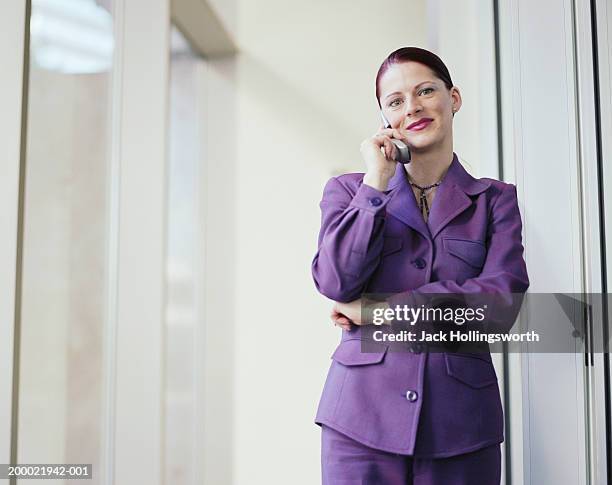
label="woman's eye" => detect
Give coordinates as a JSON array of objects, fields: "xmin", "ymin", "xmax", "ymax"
[
  {"xmin": 389, "ymin": 99, "xmax": 403, "ymax": 108},
  {"xmin": 419, "ymin": 88, "xmax": 434, "ymax": 96}
]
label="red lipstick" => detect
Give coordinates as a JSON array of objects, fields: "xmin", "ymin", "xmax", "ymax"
[{"xmin": 407, "ymin": 118, "xmax": 433, "ymax": 131}]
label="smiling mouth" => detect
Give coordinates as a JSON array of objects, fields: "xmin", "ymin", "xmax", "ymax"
[{"xmin": 408, "ymin": 119, "xmax": 433, "ymax": 131}]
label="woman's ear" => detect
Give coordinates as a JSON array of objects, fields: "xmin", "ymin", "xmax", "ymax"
[{"xmin": 450, "ymin": 86, "xmax": 462, "ymax": 115}]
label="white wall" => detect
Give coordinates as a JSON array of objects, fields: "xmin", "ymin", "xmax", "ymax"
[
  {"xmin": 497, "ymin": 0, "xmax": 591, "ymax": 483},
  {"xmin": 427, "ymin": 0, "xmax": 499, "ymax": 178},
  {"xmin": 0, "ymin": 0, "xmax": 27, "ymax": 468}
]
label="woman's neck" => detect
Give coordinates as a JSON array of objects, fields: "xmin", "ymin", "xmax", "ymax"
[{"xmin": 406, "ymin": 146, "xmax": 454, "ymax": 187}]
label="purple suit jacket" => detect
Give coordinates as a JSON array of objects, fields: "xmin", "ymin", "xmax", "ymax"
[{"xmin": 311, "ymin": 153, "xmax": 529, "ymax": 458}]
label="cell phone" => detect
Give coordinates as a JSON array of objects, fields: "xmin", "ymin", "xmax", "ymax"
[{"xmin": 380, "ymin": 111, "xmax": 411, "ymax": 164}]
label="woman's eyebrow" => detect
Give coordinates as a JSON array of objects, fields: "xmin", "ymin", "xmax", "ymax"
[{"xmin": 384, "ymin": 81, "xmax": 437, "ymax": 99}]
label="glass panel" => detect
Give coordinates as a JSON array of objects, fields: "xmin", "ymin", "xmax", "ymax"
[
  {"xmin": 164, "ymin": 25, "xmax": 201, "ymax": 485},
  {"xmin": 18, "ymin": 0, "xmax": 114, "ymax": 483}
]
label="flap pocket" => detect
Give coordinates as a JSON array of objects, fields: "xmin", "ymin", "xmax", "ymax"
[
  {"xmin": 444, "ymin": 353, "xmax": 497, "ymax": 389},
  {"xmin": 443, "ymin": 237, "xmax": 486, "ymax": 268},
  {"xmin": 382, "ymin": 236, "xmax": 403, "ymax": 256},
  {"xmin": 331, "ymin": 338, "xmax": 387, "ymax": 366}
]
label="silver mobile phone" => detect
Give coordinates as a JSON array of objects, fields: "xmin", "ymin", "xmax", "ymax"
[{"xmin": 380, "ymin": 111, "xmax": 411, "ymax": 164}]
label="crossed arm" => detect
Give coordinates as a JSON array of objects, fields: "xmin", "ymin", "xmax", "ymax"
[{"xmin": 312, "ymin": 177, "xmax": 529, "ymax": 330}]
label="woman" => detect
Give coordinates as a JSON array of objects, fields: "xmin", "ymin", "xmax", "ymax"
[{"xmin": 311, "ymin": 47, "xmax": 529, "ymax": 484}]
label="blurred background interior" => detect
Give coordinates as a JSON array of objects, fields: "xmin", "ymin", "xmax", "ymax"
[{"xmin": 2, "ymin": 0, "xmax": 612, "ymax": 484}]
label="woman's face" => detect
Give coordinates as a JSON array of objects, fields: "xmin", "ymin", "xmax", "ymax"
[{"xmin": 378, "ymin": 61, "xmax": 461, "ymax": 152}]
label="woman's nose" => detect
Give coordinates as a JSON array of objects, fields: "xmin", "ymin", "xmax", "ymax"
[{"xmin": 404, "ymin": 96, "xmax": 423, "ymax": 117}]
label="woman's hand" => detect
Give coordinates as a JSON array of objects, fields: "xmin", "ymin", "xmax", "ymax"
[
  {"xmin": 331, "ymin": 299, "xmax": 394, "ymax": 330},
  {"xmin": 360, "ymin": 126, "xmax": 409, "ymax": 191},
  {"xmin": 331, "ymin": 299, "xmax": 364, "ymax": 331}
]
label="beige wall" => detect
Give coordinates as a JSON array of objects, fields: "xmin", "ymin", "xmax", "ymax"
[
  {"xmin": 204, "ymin": 1, "xmax": 428, "ymax": 484},
  {"xmin": 19, "ymin": 66, "xmax": 109, "ymax": 484}
]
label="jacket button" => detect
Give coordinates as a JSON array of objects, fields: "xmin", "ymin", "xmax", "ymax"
[
  {"xmin": 412, "ymin": 258, "xmax": 426, "ymax": 269},
  {"xmin": 406, "ymin": 390, "xmax": 418, "ymax": 402},
  {"xmin": 369, "ymin": 197, "xmax": 383, "ymax": 207}
]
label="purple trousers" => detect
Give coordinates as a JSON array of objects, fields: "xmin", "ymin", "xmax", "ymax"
[{"xmin": 321, "ymin": 425, "xmax": 501, "ymax": 485}]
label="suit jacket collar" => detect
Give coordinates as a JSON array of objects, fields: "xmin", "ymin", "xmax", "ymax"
[{"xmin": 384, "ymin": 153, "xmax": 491, "ymax": 240}]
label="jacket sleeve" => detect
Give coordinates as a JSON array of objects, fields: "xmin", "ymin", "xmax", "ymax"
[
  {"xmin": 387, "ymin": 183, "xmax": 529, "ymax": 333},
  {"xmin": 311, "ymin": 176, "xmax": 393, "ymax": 302}
]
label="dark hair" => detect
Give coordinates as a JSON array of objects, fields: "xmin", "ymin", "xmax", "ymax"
[{"xmin": 375, "ymin": 47, "xmax": 454, "ymax": 107}]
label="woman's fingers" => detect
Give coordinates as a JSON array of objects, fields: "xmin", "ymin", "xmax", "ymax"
[
  {"xmin": 372, "ymin": 134, "xmax": 394, "ymax": 148},
  {"xmin": 381, "ymin": 137, "xmax": 397, "ymax": 161},
  {"xmin": 333, "ymin": 320, "xmax": 353, "ymax": 331},
  {"xmin": 376, "ymin": 127, "xmax": 408, "ymax": 143},
  {"xmin": 382, "ymin": 140, "xmax": 392, "ymax": 161},
  {"xmin": 331, "ymin": 309, "xmax": 354, "ymax": 330},
  {"xmin": 331, "ymin": 311, "xmax": 350, "ymax": 325},
  {"xmin": 373, "ymin": 130, "xmax": 406, "ymax": 146},
  {"xmin": 389, "ymin": 138, "xmax": 398, "ymax": 161},
  {"xmin": 335, "ymin": 318, "xmax": 353, "ymax": 330},
  {"xmin": 376, "ymin": 127, "xmax": 398, "ymax": 136}
]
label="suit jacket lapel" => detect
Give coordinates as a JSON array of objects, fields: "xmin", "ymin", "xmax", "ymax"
[
  {"xmin": 384, "ymin": 153, "xmax": 491, "ymax": 241},
  {"xmin": 427, "ymin": 154, "xmax": 492, "ymax": 239},
  {"xmin": 426, "ymin": 183, "xmax": 471, "ymax": 240}
]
